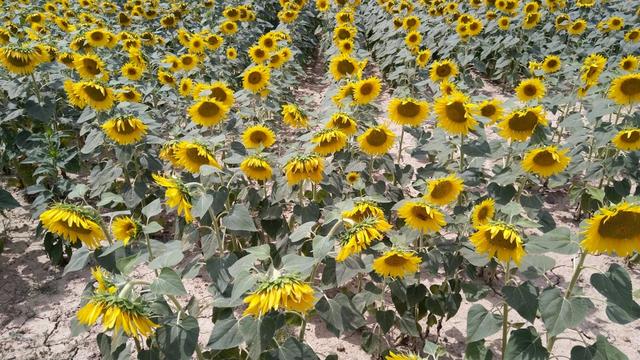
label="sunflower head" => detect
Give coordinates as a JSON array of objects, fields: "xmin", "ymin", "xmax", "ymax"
[
  {"xmin": 39, "ymin": 203, "xmax": 105, "ymax": 249},
  {"xmin": 471, "ymin": 198, "xmax": 495, "ymax": 229},
  {"xmin": 522, "ymin": 146, "xmax": 571, "ymax": 177},
  {"xmin": 498, "ymin": 106, "xmax": 547, "ymax": 141},
  {"xmin": 337, "ymin": 217, "xmax": 392, "ymax": 262},
  {"xmin": 77, "ymin": 295, "xmax": 158, "ymax": 338},
  {"xmin": 312, "ymin": 128, "xmax": 348, "ymax": 155},
  {"xmin": 612, "ymin": 128, "xmax": 640, "ymax": 151},
  {"xmin": 240, "ymin": 155, "xmax": 273, "ymax": 181},
  {"xmin": 478, "ymin": 99, "xmax": 503, "ymax": 123},
  {"xmin": 284, "ymin": 154, "xmax": 324, "ymax": 185},
  {"xmin": 353, "ymin": 77, "xmax": 382, "ymax": 105},
  {"xmin": 424, "ymin": 174, "xmax": 465, "ymax": 206},
  {"xmin": 389, "ymin": 97, "xmax": 430, "ymax": 126},
  {"xmin": 542, "ymin": 55, "xmax": 561, "ymax": 73},
  {"xmin": 373, "ymin": 249, "xmax": 422, "ymax": 278},
  {"xmin": 326, "ymin": 112, "xmax": 357, "ymax": 135},
  {"xmin": 434, "ymin": 92, "xmax": 478, "ymax": 135},
  {"xmin": 342, "ymin": 200, "xmax": 386, "ymax": 224},
  {"xmin": 608, "ymin": 73, "xmax": 640, "ymax": 105},
  {"xmin": 581, "ymin": 202, "xmax": 640, "ymax": 256},
  {"xmin": 470, "ymin": 221, "xmax": 526, "ymax": 265},
  {"xmin": 243, "ymin": 274, "xmax": 315, "ymax": 317},
  {"xmin": 515, "ymin": 78, "xmax": 546, "ymax": 102},
  {"xmin": 430, "ymin": 59, "xmax": 459, "ymax": 82},
  {"xmin": 188, "ymin": 98, "xmax": 229, "ymax": 127},
  {"xmin": 282, "ymin": 103, "xmax": 308, "ymax": 128},
  {"xmin": 397, "ymin": 199, "xmax": 446, "ymax": 233},
  {"xmin": 357, "ymin": 124, "xmax": 396, "ymax": 156},
  {"xmin": 242, "ymin": 65, "xmax": 271, "ymax": 93},
  {"xmin": 101, "ymin": 116, "xmax": 147, "ymax": 145},
  {"xmin": 619, "ymin": 55, "xmax": 639, "ymax": 72},
  {"xmin": 242, "ymin": 125, "xmax": 276, "ymax": 149},
  {"xmin": 111, "ymin": 216, "xmax": 141, "ymax": 245},
  {"xmin": 174, "ymin": 141, "xmax": 221, "ymax": 174}
]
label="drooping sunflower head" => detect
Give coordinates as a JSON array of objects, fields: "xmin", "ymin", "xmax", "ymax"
[
  {"xmin": 608, "ymin": 73, "xmax": 640, "ymax": 105},
  {"xmin": 282, "ymin": 103, "xmax": 309, "ymax": 128},
  {"xmin": 158, "ymin": 70, "xmax": 177, "ymax": 87},
  {"xmin": 389, "ymin": 97, "xmax": 430, "ymax": 127},
  {"xmin": 612, "ymin": 128, "xmax": 640, "ymax": 151},
  {"xmin": 477, "ymin": 99, "xmax": 503, "ymax": 123},
  {"xmin": 542, "ymin": 55, "xmax": 561, "ymax": 73},
  {"xmin": 353, "ymin": 77, "xmax": 382, "ymax": 105},
  {"xmin": 174, "ymin": 141, "xmax": 221, "ymax": 174},
  {"xmin": 111, "ymin": 216, "xmax": 140, "ymax": 245},
  {"xmin": 470, "ymin": 221, "xmax": 526, "ymax": 265},
  {"xmin": 357, "ymin": 124, "xmax": 396, "ymax": 156},
  {"xmin": 337, "ymin": 217, "xmax": 393, "ymax": 262},
  {"xmin": 0, "ymin": 45, "xmax": 47, "ymax": 75},
  {"xmin": 242, "ymin": 65, "xmax": 271, "ymax": 93},
  {"xmin": 373, "ymin": 249, "xmax": 422, "ymax": 278},
  {"xmin": 397, "ymin": 199, "xmax": 446, "ymax": 233},
  {"xmin": 581, "ymin": 202, "xmax": 640, "ymax": 257},
  {"xmin": 242, "ymin": 125, "xmax": 276, "ymax": 149},
  {"xmin": 75, "ymin": 81, "xmax": 115, "ymax": 112},
  {"xmin": 240, "ymin": 155, "xmax": 273, "ymax": 181},
  {"xmin": 284, "ymin": 154, "xmax": 324, "ymax": 185},
  {"xmin": 429, "ymin": 59, "xmax": 459, "ymax": 82},
  {"xmin": 424, "ymin": 174, "xmax": 465, "ymax": 206},
  {"xmin": 522, "ymin": 12, "xmax": 541, "ymax": 30},
  {"xmin": 90, "ymin": 267, "xmax": 116, "ymax": 294},
  {"xmin": 471, "ymin": 198, "xmax": 495, "ymax": 229},
  {"xmin": 515, "ymin": 77, "xmax": 546, "ymax": 102},
  {"xmin": 312, "ymin": 128, "xmax": 348, "ymax": 155},
  {"xmin": 385, "ymin": 351, "xmax": 421, "ymax": 360},
  {"xmin": 342, "ymin": 199, "xmax": 386, "ymax": 224},
  {"xmin": 243, "ymin": 274, "xmax": 315, "ymax": 317},
  {"xmin": 39, "ymin": 203, "xmax": 105, "ymax": 249},
  {"xmin": 101, "ymin": 116, "xmax": 147, "ymax": 145},
  {"xmin": 521, "ymin": 145, "xmax": 571, "ymax": 177},
  {"xmin": 188, "ymin": 98, "xmax": 229, "ymax": 127},
  {"xmin": 64, "ymin": 80, "xmax": 86, "ymax": 109},
  {"xmin": 498, "ymin": 105, "xmax": 547, "ymax": 141},
  {"xmin": 434, "ymin": 92, "xmax": 478, "ymax": 136},
  {"xmin": 326, "ymin": 112, "xmax": 357, "ymax": 135},
  {"xmin": 77, "ymin": 295, "xmax": 158, "ymax": 338},
  {"xmin": 152, "ymin": 173, "xmax": 193, "ymax": 222}
]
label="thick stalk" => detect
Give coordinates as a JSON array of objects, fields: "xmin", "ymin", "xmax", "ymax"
[
  {"xmin": 30, "ymin": 73, "xmax": 43, "ymax": 104},
  {"xmin": 298, "ymin": 314, "xmax": 307, "ymax": 341},
  {"xmin": 501, "ymin": 262, "xmax": 511, "ymax": 360},
  {"xmin": 397, "ymin": 127, "xmax": 405, "ymax": 162}
]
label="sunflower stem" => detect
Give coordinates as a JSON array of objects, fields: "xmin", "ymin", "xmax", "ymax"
[
  {"xmin": 133, "ymin": 337, "xmax": 142, "ymax": 352},
  {"xmin": 514, "ymin": 177, "xmax": 529, "ymax": 202},
  {"xmin": 99, "ymin": 221, "xmax": 114, "ymax": 246},
  {"xmin": 501, "ymin": 262, "xmax": 511, "ymax": 360},
  {"xmin": 504, "ymin": 141, "xmax": 513, "ymax": 168},
  {"xmin": 459, "ymin": 135, "xmax": 465, "ymax": 171},
  {"xmin": 30, "ymin": 72, "xmax": 43, "ymax": 105},
  {"xmin": 145, "ymin": 233, "xmax": 160, "ymax": 277},
  {"xmin": 209, "ymin": 208, "xmax": 224, "ymax": 255},
  {"xmin": 298, "ymin": 314, "xmax": 307, "ymax": 341},
  {"xmin": 397, "ymin": 127, "xmax": 405, "ymax": 162}
]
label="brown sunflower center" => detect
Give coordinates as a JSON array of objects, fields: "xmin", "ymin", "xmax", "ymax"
[
  {"xmin": 630, "ymin": 31, "xmax": 639, "ymax": 40},
  {"xmin": 198, "ymin": 101, "xmax": 220, "ymax": 117},
  {"xmin": 182, "ymin": 57, "xmax": 193, "ymax": 65},
  {"xmin": 436, "ymin": 64, "xmax": 451, "ymax": 77},
  {"xmin": 508, "ymin": 111, "xmax": 538, "ymax": 132},
  {"xmin": 56, "ymin": 220, "xmax": 94, "ymax": 235},
  {"xmin": 5, "ymin": 53, "xmax": 31, "ymax": 67},
  {"xmin": 249, "ymin": 130, "xmax": 266, "ymax": 143},
  {"xmin": 411, "ymin": 205, "xmax": 434, "ymax": 221},
  {"xmin": 83, "ymin": 85, "xmax": 108, "ymax": 101},
  {"xmin": 481, "ymin": 104, "xmax": 496, "ymax": 117},
  {"xmin": 597, "ymin": 211, "xmax": 640, "ymax": 239},
  {"xmin": 398, "ymin": 101, "xmax": 421, "ymax": 118},
  {"xmin": 408, "ymin": 34, "xmax": 418, "ymax": 43},
  {"xmin": 333, "ymin": 116, "xmax": 352, "ymax": 129},
  {"xmin": 620, "ymin": 78, "xmax": 640, "ymax": 96},
  {"xmin": 532, "ymin": 150, "xmax": 558, "ymax": 166},
  {"xmin": 115, "ymin": 119, "xmax": 137, "ymax": 134},
  {"xmin": 359, "ymin": 82, "xmax": 373, "ymax": 96},
  {"xmin": 445, "ymin": 101, "xmax": 467, "ymax": 123},
  {"xmin": 210, "ymin": 87, "xmax": 228, "ymax": 103},
  {"xmin": 484, "ymin": 229, "xmax": 518, "ymax": 249},
  {"xmin": 90, "ymin": 31, "xmax": 105, "ymax": 42},
  {"xmin": 430, "ymin": 181, "xmax": 453, "ymax": 200},
  {"xmin": 622, "ymin": 131, "xmax": 640, "ymax": 143},
  {"xmin": 546, "ymin": 59, "xmax": 558, "ymax": 68},
  {"xmin": 477, "ymin": 206, "xmax": 489, "ymax": 220},
  {"xmin": 337, "ymin": 29, "xmax": 351, "ymax": 40},
  {"xmin": 186, "ymin": 147, "xmax": 210, "ymax": 166},
  {"xmin": 347, "ymin": 174, "xmax": 358, "ymax": 182},
  {"xmin": 248, "ymin": 71, "xmax": 263, "ymax": 84},
  {"xmin": 337, "ymin": 59, "xmax": 355, "ymax": 75},
  {"xmin": 127, "ymin": 67, "xmax": 138, "ymax": 75},
  {"xmin": 523, "ymin": 84, "xmax": 538, "ymax": 97},
  {"xmin": 384, "ymin": 254, "xmax": 409, "ymax": 267},
  {"xmin": 254, "ymin": 48, "xmax": 266, "ymax": 58},
  {"xmin": 123, "ymin": 91, "xmax": 136, "ymax": 100},
  {"xmin": 366, "ymin": 128, "xmax": 388, "ymax": 146}
]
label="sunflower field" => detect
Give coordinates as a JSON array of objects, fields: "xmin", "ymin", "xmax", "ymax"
[{"xmin": 1, "ymin": 0, "xmax": 640, "ymax": 359}]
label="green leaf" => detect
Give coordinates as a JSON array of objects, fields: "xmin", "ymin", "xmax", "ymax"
[
  {"xmin": 141, "ymin": 199, "xmax": 162, "ymax": 219},
  {"xmin": 315, "ymin": 293, "xmax": 366, "ymax": 337},
  {"xmin": 539, "ymin": 287, "xmax": 593, "ymax": 337},
  {"xmin": 239, "ymin": 313, "xmax": 284, "ymax": 359},
  {"xmin": 222, "ymin": 204, "xmax": 258, "ymax": 231},
  {"xmin": 290, "ymin": 221, "xmax": 315, "ymax": 242},
  {"xmin": 503, "ymin": 281, "xmax": 539, "ymax": 323},
  {"xmin": 423, "ymin": 340, "xmax": 446, "ymax": 359},
  {"xmin": 143, "ymin": 221, "xmax": 163, "ymax": 234},
  {"xmin": 526, "ymin": 227, "xmax": 580, "ymax": 255},
  {"xmin": 116, "ymin": 253, "xmax": 145, "ymax": 275},
  {"xmin": 148, "ymin": 240, "xmax": 184, "ymax": 269},
  {"xmin": 0, "ymin": 189, "xmax": 20, "ymax": 210},
  {"xmin": 271, "ymin": 337, "xmax": 319, "ymax": 360},
  {"xmin": 464, "ymin": 340, "xmax": 493, "ymax": 360},
  {"xmin": 191, "ymin": 193, "xmax": 213, "ymax": 219},
  {"xmin": 97, "ymin": 333, "xmax": 130, "ymax": 360},
  {"xmin": 280, "ymin": 254, "xmax": 315, "ymax": 278},
  {"xmin": 150, "ymin": 268, "xmax": 187, "ymax": 296},
  {"xmin": 504, "ymin": 327, "xmax": 549, "ymax": 360},
  {"xmin": 63, "ymin": 247, "xmax": 91, "ymax": 275},
  {"xmin": 375, "ymin": 309, "xmax": 395, "ymax": 333},
  {"xmin": 207, "ymin": 318, "xmax": 244, "ymax": 350},
  {"xmin": 466, "ymin": 304, "xmax": 502, "ymax": 343},
  {"xmin": 570, "ymin": 335, "xmax": 629, "ymax": 360},
  {"xmin": 590, "ymin": 264, "xmax": 640, "ymax": 324},
  {"xmin": 156, "ymin": 315, "xmax": 199, "ymax": 360}
]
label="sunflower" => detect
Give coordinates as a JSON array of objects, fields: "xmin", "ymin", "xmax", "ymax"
[
  {"xmin": 333, "ymin": 82, "xmax": 354, "ymax": 106},
  {"xmin": 77, "ymin": 296, "xmax": 158, "ymax": 339},
  {"xmin": 243, "ymin": 275, "xmax": 315, "ymax": 317},
  {"xmin": 242, "ymin": 125, "xmax": 276, "ymax": 149},
  {"xmin": 179, "ymin": 78, "xmax": 193, "ymax": 97},
  {"xmin": 64, "ymin": 80, "xmax": 86, "ymax": 109},
  {"xmin": 220, "ymin": 20, "xmax": 238, "ymax": 35},
  {"xmin": 258, "ymin": 33, "xmax": 277, "ymax": 51},
  {"xmin": 174, "ymin": 142, "xmax": 221, "ymax": 174},
  {"xmin": 158, "ymin": 70, "xmax": 177, "ymax": 87},
  {"xmin": 336, "ymin": 10, "xmax": 354, "ymax": 25},
  {"xmin": 226, "ymin": 47, "xmax": 238, "ymax": 59},
  {"xmin": 333, "ymin": 24, "xmax": 356, "ymax": 44},
  {"xmin": 386, "ymin": 352, "xmax": 421, "ymax": 360},
  {"xmin": 542, "ymin": 55, "xmax": 561, "ymax": 73},
  {"xmin": 404, "ymin": 31, "xmax": 422, "ymax": 52},
  {"xmin": 118, "ymin": 86, "xmax": 142, "ymax": 103},
  {"xmin": 188, "ymin": 98, "xmax": 229, "ymax": 127},
  {"xmin": 187, "ymin": 35, "xmax": 206, "ymax": 54},
  {"xmin": 326, "ymin": 113, "xmax": 357, "ymax": 135},
  {"xmin": 424, "ymin": 174, "xmax": 464, "ymax": 206},
  {"xmin": 284, "ymin": 154, "xmax": 324, "ymax": 185},
  {"xmin": 336, "ymin": 217, "xmax": 393, "ymax": 262},
  {"xmin": 607, "ymin": 16, "xmax": 624, "ymax": 31},
  {"xmin": 470, "ymin": 222, "xmax": 526, "ymax": 265},
  {"xmin": 101, "ymin": 116, "xmax": 147, "ymax": 145},
  {"xmin": 619, "ymin": 56, "xmax": 639, "ymax": 72},
  {"xmin": 282, "ymin": 104, "xmax": 308, "ymax": 128},
  {"xmin": 240, "ymin": 155, "xmax": 272, "ymax": 181},
  {"xmin": 0, "ymin": 46, "xmax": 46, "ymax": 75},
  {"xmin": 416, "ymin": 48, "xmax": 432, "ymax": 68},
  {"xmin": 497, "ymin": 16, "xmax": 510, "ymax": 30},
  {"xmin": 477, "ymin": 99, "xmax": 503, "ymax": 123},
  {"xmin": 430, "ymin": 59, "xmax": 459, "ymax": 82},
  {"xmin": 521, "ymin": 146, "xmax": 571, "ymax": 177},
  {"xmin": 197, "ymin": 81, "xmax": 235, "ymax": 107},
  {"xmin": 205, "ymin": 34, "xmax": 224, "ymax": 51},
  {"xmin": 242, "ymin": 65, "xmax": 270, "ymax": 93},
  {"xmin": 39, "ymin": 203, "xmax": 105, "ymax": 249},
  {"xmin": 352, "ymin": 77, "xmax": 382, "ymax": 105},
  {"xmin": 153, "ymin": 174, "xmax": 193, "ymax": 222},
  {"xmin": 73, "ymin": 54, "xmax": 106, "ymax": 80},
  {"xmin": 373, "ymin": 250, "xmax": 421, "ymax": 278},
  {"xmin": 471, "ymin": 198, "xmax": 495, "ymax": 229},
  {"xmin": 581, "ymin": 54, "xmax": 607, "ymax": 85},
  {"xmin": 111, "ymin": 216, "xmax": 140, "ymax": 245},
  {"xmin": 608, "ymin": 73, "xmax": 640, "ymax": 105},
  {"xmin": 248, "ymin": 44, "xmax": 270, "ymax": 64},
  {"xmin": 434, "ymin": 92, "xmax": 477, "ymax": 135},
  {"xmin": 75, "ymin": 82, "xmax": 115, "ymax": 111},
  {"xmin": 57, "ymin": 52, "xmax": 75, "ymax": 68},
  {"xmin": 312, "ymin": 129, "xmax": 348, "ymax": 155},
  {"xmin": 397, "ymin": 200, "xmax": 446, "ymax": 233},
  {"xmin": 120, "ymin": 62, "xmax": 143, "ymax": 81},
  {"xmin": 162, "ymin": 55, "xmax": 181, "ymax": 72},
  {"xmin": 179, "ymin": 54, "xmax": 199, "ymax": 71},
  {"xmin": 498, "ymin": 106, "xmax": 547, "ymax": 141},
  {"xmin": 515, "ymin": 78, "xmax": 546, "ymax": 102},
  {"xmin": 625, "ymin": 29, "xmax": 640, "ymax": 43},
  {"xmin": 612, "ymin": 129, "xmax": 640, "ymax": 151},
  {"xmin": 389, "ymin": 97, "xmax": 430, "ymax": 126},
  {"xmin": 160, "ymin": 14, "xmax": 177, "ymax": 28},
  {"xmin": 89, "ymin": 267, "xmax": 116, "ymax": 295},
  {"xmin": 581, "ymin": 202, "xmax": 640, "ymax": 256},
  {"xmin": 338, "ymin": 39, "xmax": 354, "ymax": 54},
  {"xmin": 85, "ymin": 28, "xmax": 112, "ymax": 47},
  {"xmin": 329, "ymin": 54, "xmax": 362, "ymax": 80},
  {"xmin": 316, "ymin": 0, "xmax": 330, "ymax": 11},
  {"xmin": 358, "ymin": 125, "xmax": 396, "ymax": 156},
  {"xmin": 576, "ymin": 0, "xmax": 595, "ymax": 7},
  {"xmin": 346, "ymin": 172, "xmax": 360, "ymax": 185},
  {"xmin": 268, "ymin": 51, "xmax": 286, "ymax": 68},
  {"xmin": 342, "ymin": 200, "xmax": 387, "ymax": 224}
]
